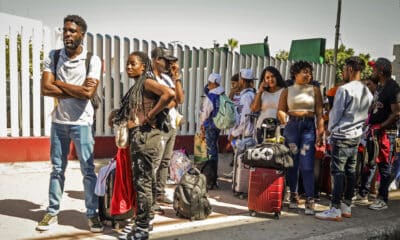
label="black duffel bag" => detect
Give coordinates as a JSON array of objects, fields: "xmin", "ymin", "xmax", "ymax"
[{"xmin": 242, "ymin": 143, "xmax": 293, "ymax": 170}]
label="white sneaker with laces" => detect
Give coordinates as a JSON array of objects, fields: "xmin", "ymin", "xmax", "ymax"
[
  {"xmin": 369, "ymin": 199, "xmax": 388, "ymax": 210},
  {"xmin": 340, "ymin": 203, "xmax": 351, "ymax": 218},
  {"xmin": 315, "ymin": 207, "xmax": 342, "ymax": 221}
]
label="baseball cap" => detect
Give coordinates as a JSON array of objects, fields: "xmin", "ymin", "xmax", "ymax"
[
  {"xmin": 240, "ymin": 68, "xmax": 257, "ymax": 80},
  {"xmin": 208, "ymin": 73, "xmax": 222, "ymax": 85},
  {"xmin": 151, "ymin": 47, "xmax": 177, "ymax": 61}
]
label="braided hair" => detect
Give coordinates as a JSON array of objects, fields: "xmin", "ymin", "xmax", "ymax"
[{"xmin": 128, "ymin": 51, "xmax": 154, "ymax": 112}]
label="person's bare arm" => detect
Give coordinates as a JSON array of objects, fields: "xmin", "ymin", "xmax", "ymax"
[
  {"xmin": 170, "ymin": 62, "xmax": 184, "ymax": 104},
  {"xmin": 251, "ymin": 82, "xmax": 266, "ymax": 112},
  {"xmin": 381, "ymin": 102, "xmax": 400, "ymax": 129},
  {"xmin": 277, "ymin": 88, "xmax": 288, "ymax": 124},
  {"xmin": 314, "ymin": 86, "xmax": 325, "ymax": 145},
  {"xmin": 40, "ymin": 71, "xmax": 70, "ymax": 97},
  {"xmin": 55, "ymin": 77, "xmax": 99, "ymax": 99},
  {"xmin": 144, "ymin": 79, "xmax": 175, "ymax": 120}
]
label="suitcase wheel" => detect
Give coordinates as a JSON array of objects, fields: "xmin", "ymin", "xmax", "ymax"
[{"xmin": 274, "ymin": 212, "xmax": 280, "ymax": 220}]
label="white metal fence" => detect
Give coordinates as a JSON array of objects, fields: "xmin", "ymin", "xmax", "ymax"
[{"xmin": 0, "ymin": 13, "xmax": 336, "ymax": 138}]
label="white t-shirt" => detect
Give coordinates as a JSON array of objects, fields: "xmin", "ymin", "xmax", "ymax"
[
  {"xmin": 156, "ymin": 73, "xmax": 177, "ymax": 129},
  {"xmin": 43, "ymin": 47, "xmax": 102, "ymax": 125},
  {"xmin": 256, "ymin": 88, "xmax": 284, "ymax": 128}
]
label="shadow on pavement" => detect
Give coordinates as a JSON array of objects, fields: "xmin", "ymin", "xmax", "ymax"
[
  {"xmin": 65, "ymin": 190, "xmax": 85, "ymax": 200},
  {"xmin": 0, "ymin": 199, "xmax": 45, "ymax": 222},
  {"xmin": 0, "ymin": 199, "xmax": 88, "ymax": 231}
]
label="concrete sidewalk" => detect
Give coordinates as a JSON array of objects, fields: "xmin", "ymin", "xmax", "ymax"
[{"xmin": 0, "ymin": 154, "xmax": 399, "ymax": 240}]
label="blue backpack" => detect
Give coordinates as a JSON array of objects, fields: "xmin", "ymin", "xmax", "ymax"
[{"xmin": 213, "ymin": 94, "xmax": 236, "ymax": 130}]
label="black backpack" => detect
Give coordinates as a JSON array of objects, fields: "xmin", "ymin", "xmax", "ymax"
[
  {"xmin": 53, "ymin": 49, "xmax": 102, "ymax": 110},
  {"xmin": 173, "ymin": 168, "xmax": 212, "ymax": 220}
]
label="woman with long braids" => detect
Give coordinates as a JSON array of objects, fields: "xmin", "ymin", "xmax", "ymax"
[{"xmin": 114, "ymin": 51, "xmax": 174, "ymax": 240}]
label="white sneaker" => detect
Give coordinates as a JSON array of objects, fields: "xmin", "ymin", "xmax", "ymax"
[
  {"xmin": 353, "ymin": 193, "xmax": 369, "ymax": 204},
  {"xmin": 369, "ymin": 199, "xmax": 388, "ymax": 210},
  {"xmin": 389, "ymin": 180, "xmax": 399, "ymax": 191},
  {"xmin": 36, "ymin": 214, "xmax": 58, "ymax": 231},
  {"xmin": 223, "ymin": 170, "xmax": 234, "ymax": 179},
  {"xmin": 340, "ymin": 203, "xmax": 351, "ymax": 218},
  {"xmin": 315, "ymin": 207, "xmax": 342, "ymax": 221},
  {"xmin": 288, "ymin": 201, "xmax": 298, "ymax": 209}
]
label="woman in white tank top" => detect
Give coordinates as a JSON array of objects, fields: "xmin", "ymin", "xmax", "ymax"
[
  {"xmin": 277, "ymin": 61, "xmax": 324, "ymax": 216},
  {"xmin": 251, "ymin": 66, "xmax": 286, "ymax": 143}
]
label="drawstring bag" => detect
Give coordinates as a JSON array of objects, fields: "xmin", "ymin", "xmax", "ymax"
[{"xmin": 115, "ymin": 121, "xmax": 129, "ymax": 149}]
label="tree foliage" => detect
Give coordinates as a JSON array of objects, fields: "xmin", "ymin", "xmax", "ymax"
[
  {"xmin": 275, "ymin": 50, "xmax": 289, "ymax": 61},
  {"xmin": 227, "ymin": 38, "xmax": 239, "ymax": 52},
  {"xmin": 325, "ymin": 44, "xmax": 373, "ymax": 83}
]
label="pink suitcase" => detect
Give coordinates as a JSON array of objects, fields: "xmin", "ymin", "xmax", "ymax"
[
  {"xmin": 248, "ymin": 167, "xmax": 284, "ymax": 219},
  {"xmin": 232, "ymin": 153, "xmax": 249, "ymax": 199}
]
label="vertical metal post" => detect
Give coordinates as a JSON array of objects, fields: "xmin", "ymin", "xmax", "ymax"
[{"xmin": 333, "ymin": 0, "xmax": 342, "ymax": 73}]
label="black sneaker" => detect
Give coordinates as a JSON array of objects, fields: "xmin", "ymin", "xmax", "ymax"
[
  {"xmin": 119, "ymin": 227, "xmax": 149, "ymax": 240},
  {"xmin": 123, "ymin": 222, "xmax": 153, "ymax": 233},
  {"xmin": 207, "ymin": 182, "xmax": 219, "ymax": 190},
  {"xmin": 88, "ymin": 216, "xmax": 104, "ymax": 233}
]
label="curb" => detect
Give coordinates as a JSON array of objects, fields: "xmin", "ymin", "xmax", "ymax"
[{"xmin": 304, "ymin": 216, "xmax": 400, "ymax": 240}]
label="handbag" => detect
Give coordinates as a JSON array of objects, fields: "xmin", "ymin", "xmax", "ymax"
[
  {"xmin": 113, "ymin": 86, "xmax": 135, "ymax": 148},
  {"xmin": 176, "ymin": 111, "xmax": 185, "ymax": 127},
  {"xmin": 242, "ymin": 142, "xmax": 293, "ymax": 170},
  {"xmin": 115, "ymin": 120, "xmax": 129, "ymax": 149},
  {"xmin": 194, "ymin": 133, "xmax": 208, "ymax": 163}
]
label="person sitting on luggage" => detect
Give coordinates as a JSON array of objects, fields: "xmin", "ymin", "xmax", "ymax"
[
  {"xmin": 199, "ymin": 73, "xmax": 225, "ymax": 190},
  {"xmin": 315, "ymin": 56, "xmax": 373, "ymax": 221},
  {"xmin": 277, "ymin": 61, "xmax": 324, "ymax": 215},
  {"xmin": 228, "ymin": 69, "xmax": 257, "ymax": 161},
  {"xmin": 250, "ymin": 66, "xmax": 286, "ymax": 144}
]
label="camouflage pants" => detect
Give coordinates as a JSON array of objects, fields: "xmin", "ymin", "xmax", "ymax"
[{"xmin": 130, "ymin": 126, "xmax": 162, "ymax": 229}]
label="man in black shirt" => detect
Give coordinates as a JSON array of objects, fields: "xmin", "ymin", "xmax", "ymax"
[{"xmin": 365, "ymin": 58, "xmax": 400, "ymax": 210}]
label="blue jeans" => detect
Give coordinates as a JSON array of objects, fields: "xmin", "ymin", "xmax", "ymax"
[
  {"xmin": 48, "ymin": 122, "xmax": 98, "ymax": 217},
  {"xmin": 284, "ymin": 118, "xmax": 316, "ymax": 198},
  {"xmin": 393, "ymin": 156, "xmax": 400, "ymax": 182},
  {"xmin": 205, "ymin": 126, "xmax": 220, "ymax": 164},
  {"xmin": 330, "ymin": 137, "xmax": 360, "ymax": 208}
]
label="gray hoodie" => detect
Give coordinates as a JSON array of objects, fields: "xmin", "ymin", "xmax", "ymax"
[{"xmin": 328, "ymin": 80, "xmax": 373, "ymax": 139}]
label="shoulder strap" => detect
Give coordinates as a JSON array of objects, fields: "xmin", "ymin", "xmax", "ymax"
[
  {"xmin": 85, "ymin": 52, "xmax": 93, "ymax": 77},
  {"xmin": 53, "ymin": 49, "xmax": 61, "ymax": 78}
]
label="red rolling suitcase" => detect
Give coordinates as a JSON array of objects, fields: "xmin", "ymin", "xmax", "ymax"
[{"xmin": 248, "ymin": 167, "xmax": 284, "ymax": 219}]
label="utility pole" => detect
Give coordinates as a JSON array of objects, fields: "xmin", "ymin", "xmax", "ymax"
[{"xmin": 333, "ymin": 0, "xmax": 342, "ymax": 68}]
